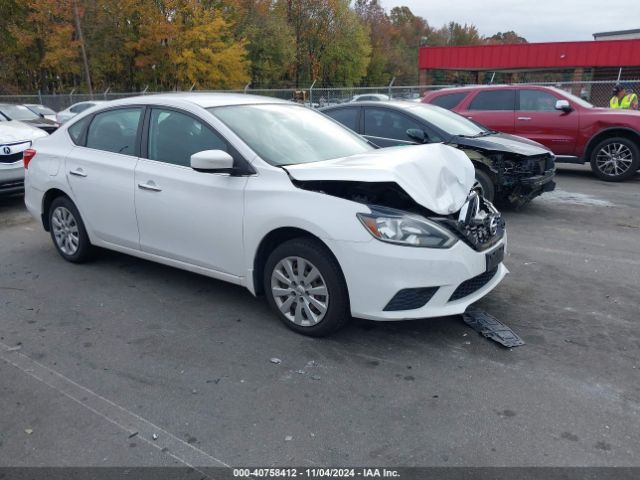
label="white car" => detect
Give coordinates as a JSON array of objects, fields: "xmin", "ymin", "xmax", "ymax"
[
  {"xmin": 1, "ymin": 117, "xmax": 48, "ymax": 194},
  {"xmin": 56, "ymin": 100, "xmax": 107, "ymax": 124},
  {"xmin": 351, "ymin": 93, "xmax": 390, "ymax": 102},
  {"xmin": 24, "ymin": 93, "xmax": 507, "ymax": 336},
  {"xmin": 25, "ymin": 104, "xmax": 57, "ymax": 122}
]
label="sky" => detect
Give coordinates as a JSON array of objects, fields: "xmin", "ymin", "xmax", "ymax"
[{"xmin": 381, "ymin": 0, "xmax": 639, "ymax": 42}]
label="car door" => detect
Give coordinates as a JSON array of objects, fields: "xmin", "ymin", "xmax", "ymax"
[
  {"xmin": 462, "ymin": 89, "xmax": 516, "ymax": 134},
  {"xmin": 362, "ymin": 107, "xmax": 424, "ymax": 147},
  {"xmin": 65, "ymin": 107, "xmax": 142, "ymax": 249},
  {"xmin": 514, "ymin": 89, "xmax": 578, "ymax": 155},
  {"xmin": 134, "ymin": 107, "xmax": 247, "ymax": 275}
]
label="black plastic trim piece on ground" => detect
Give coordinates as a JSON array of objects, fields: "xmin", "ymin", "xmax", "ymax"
[{"xmin": 462, "ymin": 309, "xmax": 525, "ymax": 348}]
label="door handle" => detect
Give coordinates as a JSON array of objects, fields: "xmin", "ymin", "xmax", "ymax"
[
  {"xmin": 137, "ymin": 182, "xmax": 162, "ymax": 192},
  {"xmin": 466, "ymin": 116, "xmax": 473, "ymax": 119},
  {"xmin": 517, "ymin": 117, "xmax": 532, "ymax": 121},
  {"xmin": 69, "ymin": 168, "xmax": 87, "ymax": 177}
]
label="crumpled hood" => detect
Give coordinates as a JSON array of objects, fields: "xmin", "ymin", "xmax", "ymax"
[
  {"xmin": 453, "ymin": 132, "xmax": 551, "ymax": 156},
  {"xmin": 283, "ymin": 143, "xmax": 475, "ymax": 215},
  {"xmin": 0, "ymin": 121, "xmax": 48, "ymax": 143}
]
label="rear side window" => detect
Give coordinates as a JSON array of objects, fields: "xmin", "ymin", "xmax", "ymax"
[
  {"xmin": 86, "ymin": 108, "xmax": 142, "ymax": 155},
  {"xmin": 469, "ymin": 90, "xmax": 515, "ymax": 111},
  {"xmin": 325, "ymin": 107, "xmax": 359, "ymax": 131},
  {"xmin": 67, "ymin": 116, "xmax": 91, "ymax": 145},
  {"xmin": 430, "ymin": 92, "xmax": 467, "ymax": 110}
]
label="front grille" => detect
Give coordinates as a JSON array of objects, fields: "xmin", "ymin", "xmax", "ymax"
[
  {"xmin": 384, "ymin": 287, "xmax": 439, "ymax": 311},
  {"xmin": 449, "ymin": 267, "xmax": 498, "ymax": 302},
  {"xmin": 0, "ymin": 152, "xmax": 23, "ymax": 164}
]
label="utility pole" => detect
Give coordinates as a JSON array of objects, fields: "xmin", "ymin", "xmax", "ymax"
[{"xmin": 73, "ymin": 0, "xmax": 93, "ymax": 97}]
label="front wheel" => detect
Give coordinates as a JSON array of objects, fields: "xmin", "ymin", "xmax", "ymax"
[
  {"xmin": 473, "ymin": 169, "xmax": 495, "ymax": 202},
  {"xmin": 264, "ymin": 238, "xmax": 350, "ymax": 337},
  {"xmin": 590, "ymin": 137, "xmax": 639, "ymax": 182}
]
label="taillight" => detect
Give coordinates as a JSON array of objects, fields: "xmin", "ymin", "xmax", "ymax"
[{"xmin": 23, "ymin": 149, "xmax": 36, "ymax": 169}]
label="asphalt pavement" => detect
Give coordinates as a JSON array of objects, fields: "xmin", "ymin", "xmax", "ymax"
[{"xmin": 0, "ymin": 165, "xmax": 639, "ymax": 468}]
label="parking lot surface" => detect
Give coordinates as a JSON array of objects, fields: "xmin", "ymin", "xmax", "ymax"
[{"xmin": 1, "ymin": 165, "xmax": 639, "ymax": 467}]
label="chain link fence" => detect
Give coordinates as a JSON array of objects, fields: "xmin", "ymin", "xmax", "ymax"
[{"xmin": 1, "ymin": 80, "xmax": 638, "ymax": 112}]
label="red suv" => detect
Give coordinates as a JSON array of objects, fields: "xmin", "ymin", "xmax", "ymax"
[{"xmin": 422, "ymin": 85, "xmax": 640, "ymax": 181}]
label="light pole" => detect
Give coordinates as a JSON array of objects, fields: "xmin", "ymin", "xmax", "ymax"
[{"xmin": 72, "ymin": 0, "xmax": 92, "ymax": 97}]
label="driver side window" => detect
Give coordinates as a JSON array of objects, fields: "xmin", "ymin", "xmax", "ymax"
[
  {"xmin": 519, "ymin": 90, "xmax": 559, "ymax": 112},
  {"xmin": 363, "ymin": 108, "xmax": 423, "ymax": 143},
  {"xmin": 147, "ymin": 109, "xmax": 228, "ymax": 167}
]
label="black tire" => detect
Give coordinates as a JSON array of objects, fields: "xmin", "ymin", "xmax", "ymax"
[
  {"xmin": 473, "ymin": 168, "xmax": 495, "ymax": 202},
  {"xmin": 48, "ymin": 196, "xmax": 94, "ymax": 263},
  {"xmin": 263, "ymin": 238, "xmax": 350, "ymax": 337},
  {"xmin": 589, "ymin": 136, "xmax": 640, "ymax": 182}
]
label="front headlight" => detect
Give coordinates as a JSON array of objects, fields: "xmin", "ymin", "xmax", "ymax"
[{"xmin": 357, "ymin": 207, "xmax": 457, "ymax": 248}]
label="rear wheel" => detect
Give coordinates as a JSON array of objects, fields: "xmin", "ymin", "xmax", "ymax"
[
  {"xmin": 590, "ymin": 137, "xmax": 639, "ymax": 182},
  {"xmin": 264, "ymin": 238, "xmax": 349, "ymax": 337},
  {"xmin": 473, "ymin": 169, "xmax": 495, "ymax": 202},
  {"xmin": 49, "ymin": 196, "xmax": 94, "ymax": 263}
]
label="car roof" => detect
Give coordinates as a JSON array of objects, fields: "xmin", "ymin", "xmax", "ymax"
[
  {"xmin": 427, "ymin": 84, "xmax": 557, "ymax": 95},
  {"xmin": 105, "ymin": 93, "xmax": 290, "ymax": 109},
  {"xmin": 322, "ymin": 100, "xmax": 436, "ymax": 110}
]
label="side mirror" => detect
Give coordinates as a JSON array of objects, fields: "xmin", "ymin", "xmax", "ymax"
[
  {"xmin": 555, "ymin": 100, "xmax": 572, "ymax": 112},
  {"xmin": 190, "ymin": 150, "xmax": 234, "ymax": 173},
  {"xmin": 406, "ymin": 128, "xmax": 427, "ymax": 143}
]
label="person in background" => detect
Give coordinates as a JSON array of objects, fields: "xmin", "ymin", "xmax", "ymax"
[{"xmin": 610, "ymin": 84, "xmax": 639, "ymax": 110}]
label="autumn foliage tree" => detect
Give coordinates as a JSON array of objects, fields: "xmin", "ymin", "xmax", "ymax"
[{"xmin": 0, "ymin": 0, "xmax": 526, "ymax": 93}]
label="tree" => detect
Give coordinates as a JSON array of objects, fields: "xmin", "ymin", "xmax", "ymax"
[
  {"xmin": 485, "ymin": 31, "xmax": 527, "ymax": 44},
  {"xmin": 234, "ymin": 0, "xmax": 296, "ymax": 88},
  {"xmin": 171, "ymin": 2, "xmax": 250, "ymax": 89},
  {"xmin": 277, "ymin": 0, "xmax": 371, "ymax": 87}
]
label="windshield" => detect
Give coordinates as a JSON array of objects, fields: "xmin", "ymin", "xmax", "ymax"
[
  {"xmin": 550, "ymin": 87, "xmax": 594, "ymax": 108},
  {"xmin": 1, "ymin": 104, "xmax": 41, "ymax": 121},
  {"xmin": 209, "ymin": 104, "xmax": 373, "ymax": 166},
  {"xmin": 407, "ymin": 104, "xmax": 487, "ymax": 137},
  {"xmin": 27, "ymin": 104, "xmax": 56, "ymax": 115}
]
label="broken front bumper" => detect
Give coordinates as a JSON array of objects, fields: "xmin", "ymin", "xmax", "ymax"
[
  {"xmin": 326, "ymin": 235, "xmax": 508, "ymax": 321},
  {"xmin": 505, "ymin": 167, "xmax": 556, "ymax": 206}
]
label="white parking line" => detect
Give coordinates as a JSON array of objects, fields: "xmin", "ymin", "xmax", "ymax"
[{"xmin": 0, "ymin": 341, "xmax": 229, "ymax": 469}]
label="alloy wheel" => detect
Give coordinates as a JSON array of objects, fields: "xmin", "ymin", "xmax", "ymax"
[
  {"xmin": 51, "ymin": 206, "xmax": 80, "ymax": 255},
  {"xmin": 270, "ymin": 256, "xmax": 329, "ymax": 327},
  {"xmin": 595, "ymin": 142, "xmax": 634, "ymax": 177}
]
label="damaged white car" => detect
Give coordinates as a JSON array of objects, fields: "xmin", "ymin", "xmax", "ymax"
[{"xmin": 24, "ymin": 94, "xmax": 507, "ymax": 336}]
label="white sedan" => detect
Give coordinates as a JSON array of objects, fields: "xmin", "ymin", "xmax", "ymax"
[
  {"xmin": 1, "ymin": 117, "xmax": 48, "ymax": 194},
  {"xmin": 24, "ymin": 93, "xmax": 507, "ymax": 336},
  {"xmin": 56, "ymin": 100, "xmax": 108, "ymax": 124}
]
